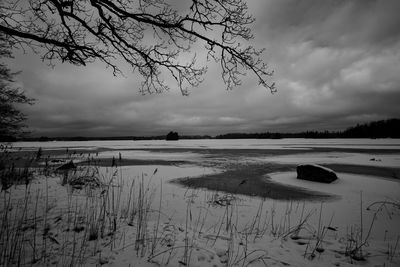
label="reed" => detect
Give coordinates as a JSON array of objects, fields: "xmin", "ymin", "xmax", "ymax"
[{"xmin": 1, "ymin": 147, "xmax": 399, "ymax": 266}]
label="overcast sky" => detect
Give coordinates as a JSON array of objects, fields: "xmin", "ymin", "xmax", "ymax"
[{"xmin": 6, "ymin": 0, "xmax": 400, "ymax": 137}]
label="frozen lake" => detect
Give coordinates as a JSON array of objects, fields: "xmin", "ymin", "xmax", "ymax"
[
  {"xmin": 7, "ymin": 138, "xmax": 400, "ymax": 266},
  {"xmin": 13, "ymin": 138, "xmax": 400, "ymax": 150},
  {"xmin": 13, "ymin": 138, "xmax": 400, "ymax": 170}
]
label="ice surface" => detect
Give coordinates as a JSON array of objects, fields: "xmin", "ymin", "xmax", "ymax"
[
  {"xmin": 4, "ymin": 139, "xmax": 400, "ymax": 266},
  {"xmin": 268, "ymin": 171, "xmax": 400, "ymax": 240},
  {"xmin": 97, "ymin": 150, "xmax": 203, "ymax": 161},
  {"xmin": 13, "ymin": 138, "xmax": 400, "ymax": 150},
  {"xmin": 263, "ymin": 152, "xmax": 400, "ymax": 167}
]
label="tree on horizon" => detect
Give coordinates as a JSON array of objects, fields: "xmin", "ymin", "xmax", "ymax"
[{"xmin": 166, "ymin": 131, "xmax": 179, "ymax": 141}]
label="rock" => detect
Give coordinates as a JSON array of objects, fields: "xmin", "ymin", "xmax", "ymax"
[
  {"xmin": 296, "ymin": 164, "xmax": 338, "ymax": 183},
  {"xmin": 56, "ymin": 160, "xmax": 76, "ymax": 171}
]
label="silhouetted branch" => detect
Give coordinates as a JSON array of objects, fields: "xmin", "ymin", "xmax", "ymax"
[{"xmin": 0, "ymin": 0, "xmax": 275, "ymax": 94}]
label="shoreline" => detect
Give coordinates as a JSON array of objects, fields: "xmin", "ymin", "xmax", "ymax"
[
  {"xmin": 4, "ymin": 146, "xmax": 400, "ymax": 200},
  {"xmin": 2, "ymin": 143, "xmax": 400, "ymax": 266},
  {"xmin": 171, "ymin": 161, "xmax": 400, "ymax": 201}
]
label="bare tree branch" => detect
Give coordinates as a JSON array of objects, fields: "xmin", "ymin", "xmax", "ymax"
[{"xmin": 0, "ymin": 0, "xmax": 275, "ymax": 95}]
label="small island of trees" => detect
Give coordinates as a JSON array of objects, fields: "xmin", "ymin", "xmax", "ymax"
[{"xmin": 166, "ymin": 131, "xmax": 179, "ymax": 141}]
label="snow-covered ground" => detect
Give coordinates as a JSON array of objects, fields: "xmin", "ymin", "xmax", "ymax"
[
  {"xmin": 4, "ymin": 164, "xmax": 399, "ymax": 266},
  {"xmin": 262, "ymin": 152, "xmax": 400, "ymax": 168},
  {"xmin": 13, "ymin": 138, "xmax": 400, "ymax": 150},
  {"xmin": 2, "ymin": 139, "xmax": 400, "ymax": 266},
  {"xmin": 98, "ymin": 150, "xmax": 203, "ymax": 162}
]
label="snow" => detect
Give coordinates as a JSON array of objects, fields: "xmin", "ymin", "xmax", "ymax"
[
  {"xmin": 98, "ymin": 150, "xmax": 203, "ymax": 161},
  {"xmin": 268, "ymin": 172, "xmax": 400, "ymax": 240},
  {"xmin": 262, "ymin": 151, "xmax": 400, "ymax": 168},
  {"xmin": 13, "ymin": 138, "xmax": 400, "ymax": 150},
  {"xmin": 2, "ymin": 139, "xmax": 400, "ymax": 266}
]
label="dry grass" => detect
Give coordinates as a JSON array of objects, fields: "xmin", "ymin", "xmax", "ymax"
[{"xmin": 1, "ymin": 147, "xmax": 399, "ymax": 266}]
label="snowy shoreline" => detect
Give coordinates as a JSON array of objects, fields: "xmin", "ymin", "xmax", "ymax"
[{"xmin": 1, "ymin": 140, "xmax": 399, "ymax": 266}]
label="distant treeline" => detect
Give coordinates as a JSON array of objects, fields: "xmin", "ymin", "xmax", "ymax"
[
  {"xmin": 216, "ymin": 119, "xmax": 400, "ymax": 139},
  {"xmin": 17, "ymin": 118, "xmax": 400, "ymax": 142},
  {"xmin": 341, "ymin": 118, "xmax": 400, "ymax": 138},
  {"xmin": 132, "ymin": 135, "xmax": 212, "ymax": 141}
]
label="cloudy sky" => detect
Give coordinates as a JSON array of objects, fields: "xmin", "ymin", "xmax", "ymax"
[{"xmin": 6, "ymin": 0, "xmax": 400, "ymax": 137}]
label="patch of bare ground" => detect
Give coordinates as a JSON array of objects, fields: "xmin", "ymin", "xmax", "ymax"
[{"xmin": 172, "ymin": 163, "xmax": 339, "ymax": 201}]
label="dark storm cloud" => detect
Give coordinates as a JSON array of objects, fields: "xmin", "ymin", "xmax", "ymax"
[
  {"xmin": 255, "ymin": 0, "xmax": 400, "ymax": 48},
  {"xmin": 7, "ymin": 0, "xmax": 400, "ymax": 136},
  {"xmin": 247, "ymin": 0, "xmax": 400, "ymax": 131}
]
